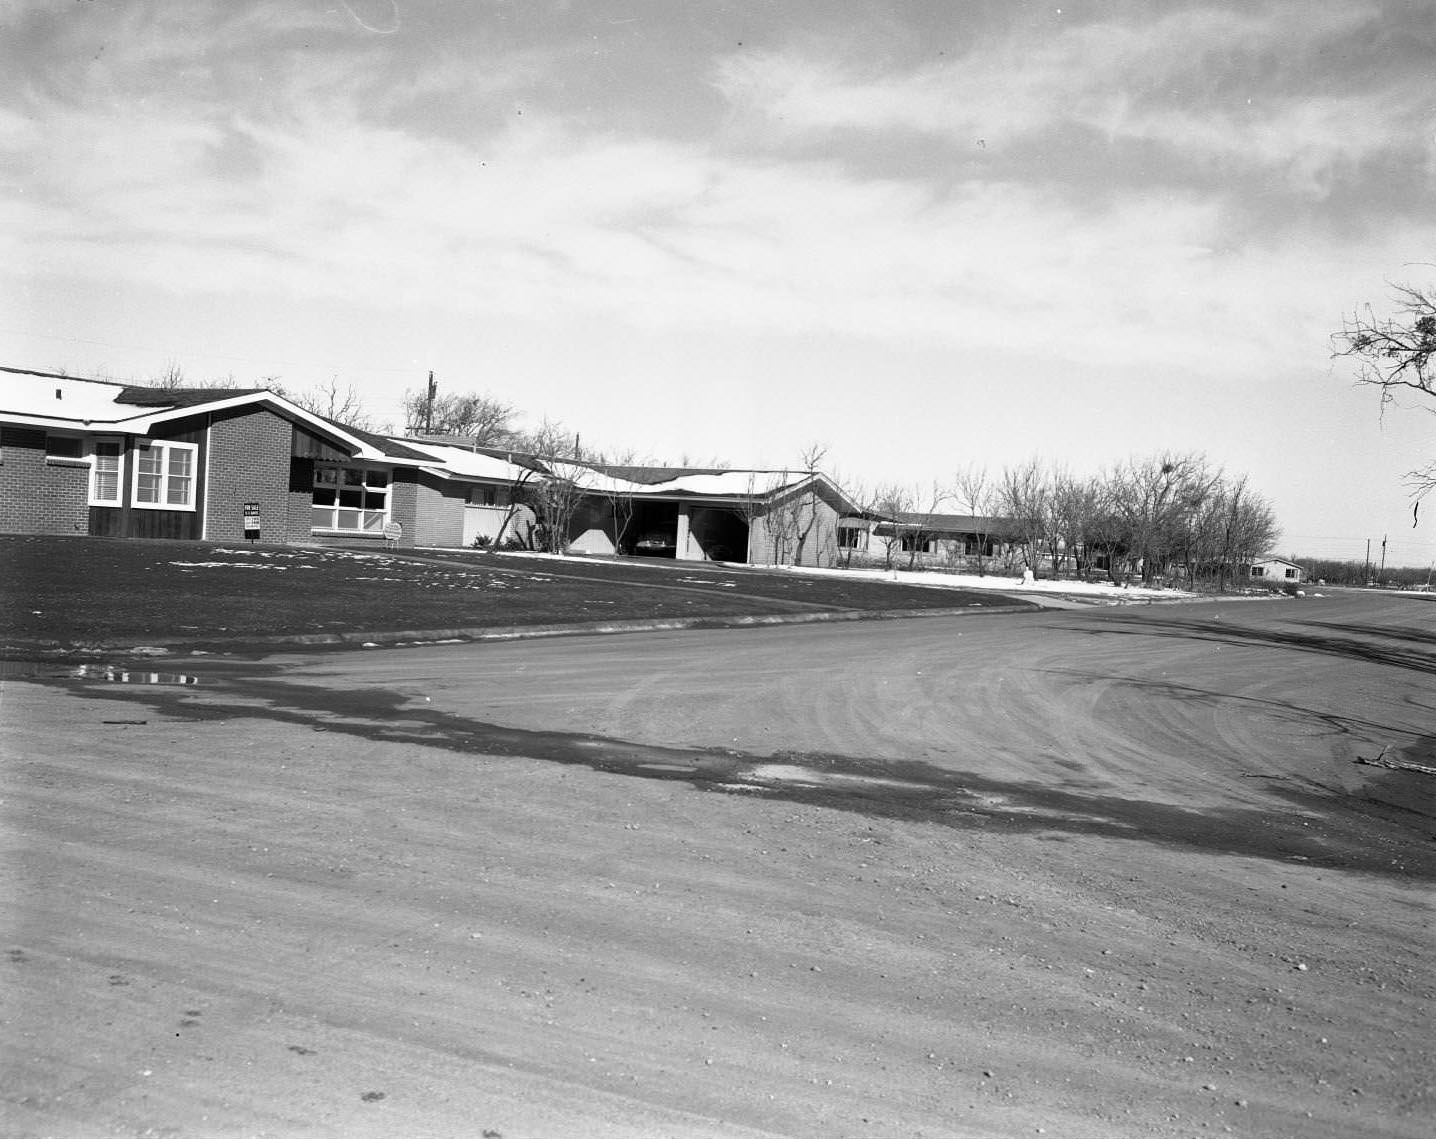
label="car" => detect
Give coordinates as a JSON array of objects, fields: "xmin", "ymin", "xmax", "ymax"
[{"xmin": 632, "ymin": 532, "xmax": 676, "ymax": 557}]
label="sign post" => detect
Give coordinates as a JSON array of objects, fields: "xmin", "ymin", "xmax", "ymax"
[
  {"xmin": 242, "ymin": 502, "xmax": 261, "ymax": 544},
  {"xmin": 383, "ymin": 520, "xmax": 403, "ymax": 549}
]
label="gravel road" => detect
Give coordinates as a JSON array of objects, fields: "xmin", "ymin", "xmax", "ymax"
[{"xmin": 3, "ymin": 591, "xmax": 1431, "ymax": 1137}]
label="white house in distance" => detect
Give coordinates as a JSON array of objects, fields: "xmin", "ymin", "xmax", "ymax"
[
  {"xmin": 559, "ymin": 464, "xmax": 851, "ymax": 566},
  {"xmin": 1246, "ymin": 557, "xmax": 1304, "ymax": 584}
]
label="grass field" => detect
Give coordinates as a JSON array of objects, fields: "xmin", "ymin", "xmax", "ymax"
[{"xmin": 0, "ymin": 535, "xmax": 1026, "ymax": 651}]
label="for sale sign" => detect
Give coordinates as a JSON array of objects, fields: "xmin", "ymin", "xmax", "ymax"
[{"xmin": 243, "ymin": 502, "xmax": 261, "ymax": 541}]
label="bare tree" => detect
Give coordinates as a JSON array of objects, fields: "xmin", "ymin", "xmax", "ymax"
[
  {"xmin": 1332, "ymin": 276, "xmax": 1436, "ymax": 507},
  {"xmin": 998, "ymin": 459, "xmax": 1051, "ymax": 577},
  {"xmin": 1108, "ymin": 452, "xmax": 1220, "ymax": 585},
  {"xmin": 147, "ymin": 361, "xmax": 239, "ymax": 390},
  {"xmin": 279, "ymin": 376, "xmax": 375, "ymax": 431},
  {"xmin": 491, "ymin": 467, "xmax": 541, "ymax": 549},
  {"xmin": 526, "ymin": 459, "xmax": 586, "ymax": 554},
  {"xmin": 1050, "ymin": 470, "xmax": 1099, "ymax": 580},
  {"xmin": 829, "ymin": 472, "xmax": 874, "ymax": 569},
  {"xmin": 900, "ymin": 481, "xmax": 951, "ymax": 570},
  {"xmin": 871, "ymin": 483, "xmax": 913, "ymax": 570},
  {"xmin": 513, "ymin": 416, "xmax": 582, "ymax": 460},
  {"xmin": 761, "ymin": 474, "xmax": 804, "ymax": 565},
  {"xmin": 402, "ymin": 388, "xmax": 518, "ymax": 443},
  {"xmin": 791, "ymin": 444, "xmax": 833, "ymax": 566},
  {"xmin": 748, "ymin": 447, "xmax": 835, "ymax": 567},
  {"xmin": 954, "ymin": 463, "xmax": 997, "ymax": 575}
]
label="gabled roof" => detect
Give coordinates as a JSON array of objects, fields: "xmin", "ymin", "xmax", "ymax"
[
  {"xmin": 115, "ymin": 385, "xmax": 268, "ymax": 408},
  {"xmin": 0, "ymin": 366, "xmax": 402, "ymax": 463}
]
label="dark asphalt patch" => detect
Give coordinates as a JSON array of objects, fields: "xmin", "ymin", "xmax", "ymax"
[{"xmin": 31, "ymin": 664, "xmax": 1436, "ymax": 884}]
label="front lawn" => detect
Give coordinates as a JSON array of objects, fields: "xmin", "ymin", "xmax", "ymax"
[{"xmin": 0, "ymin": 537, "xmax": 1024, "ymax": 651}]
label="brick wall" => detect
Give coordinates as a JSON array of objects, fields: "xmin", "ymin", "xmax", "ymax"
[
  {"xmin": 410, "ymin": 471, "xmax": 466, "ymax": 547},
  {"xmin": 0, "ymin": 427, "xmax": 90, "ymax": 535},
  {"xmin": 204, "ymin": 408, "xmax": 295, "ymax": 543},
  {"xmin": 286, "ymin": 456, "xmax": 315, "ymax": 543}
]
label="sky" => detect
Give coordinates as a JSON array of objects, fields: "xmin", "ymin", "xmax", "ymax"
[{"xmin": 3, "ymin": 0, "xmax": 1434, "ymax": 568}]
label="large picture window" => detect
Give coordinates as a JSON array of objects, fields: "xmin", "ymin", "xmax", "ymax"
[
  {"xmin": 312, "ymin": 465, "xmax": 390, "ymax": 532},
  {"xmin": 133, "ymin": 441, "xmax": 197, "ymax": 510},
  {"xmin": 89, "ymin": 438, "xmax": 124, "ymax": 505}
]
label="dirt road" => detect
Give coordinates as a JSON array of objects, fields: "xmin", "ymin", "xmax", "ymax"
[{"xmin": 3, "ymin": 592, "xmax": 1432, "ymax": 1137}]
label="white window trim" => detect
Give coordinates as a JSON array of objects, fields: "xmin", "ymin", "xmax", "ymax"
[
  {"xmin": 87, "ymin": 437, "xmax": 126, "ymax": 507},
  {"xmin": 132, "ymin": 440, "xmax": 199, "ymax": 512},
  {"xmin": 310, "ymin": 462, "xmax": 392, "ymax": 534}
]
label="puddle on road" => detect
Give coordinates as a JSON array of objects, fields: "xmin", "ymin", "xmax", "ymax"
[
  {"xmin": 70, "ymin": 664, "xmax": 201, "ymax": 686},
  {"xmin": 1, "ymin": 660, "xmax": 202, "ymax": 686}
]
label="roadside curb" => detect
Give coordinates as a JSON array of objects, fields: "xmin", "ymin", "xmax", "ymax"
[{"xmin": 0, "ymin": 602, "xmax": 1038, "ymax": 659}]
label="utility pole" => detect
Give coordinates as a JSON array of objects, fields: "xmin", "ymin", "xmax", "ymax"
[
  {"xmin": 1380, "ymin": 534, "xmax": 1388, "ymax": 582},
  {"xmin": 1364, "ymin": 538, "xmax": 1371, "ymax": 585},
  {"xmin": 423, "ymin": 371, "xmax": 436, "ymax": 435}
]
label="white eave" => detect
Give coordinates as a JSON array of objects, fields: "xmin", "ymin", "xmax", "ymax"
[{"xmin": 0, "ymin": 380, "xmax": 405, "ymax": 464}]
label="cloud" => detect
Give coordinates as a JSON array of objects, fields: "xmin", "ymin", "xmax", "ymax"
[
  {"xmin": 712, "ymin": 2, "xmax": 1431, "ymax": 199},
  {"xmin": 6, "ymin": 0, "xmax": 1435, "ymax": 395}
]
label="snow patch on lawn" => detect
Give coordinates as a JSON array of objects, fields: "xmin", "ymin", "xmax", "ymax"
[
  {"xmin": 491, "ymin": 549, "xmax": 1197, "ymax": 602},
  {"xmin": 169, "ymin": 561, "xmax": 287, "ymax": 570},
  {"xmin": 769, "ymin": 563, "xmax": 1197, "ymax": 602}
]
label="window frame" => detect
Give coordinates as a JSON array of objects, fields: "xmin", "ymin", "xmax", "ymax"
[
  {"xmin": 132, "ymin": 440, "xmax": 199, "ymax": 511},
  {"xmin": 87, "ymin": 437, "xmax": 126, "ymax": 506},
  {"xmin": 44, "ymin": 434, "xmax": 86, "ymax": 463},
  {"xmin": 310, "ymin": 462, "xmax": 392, "ymax": 534}
]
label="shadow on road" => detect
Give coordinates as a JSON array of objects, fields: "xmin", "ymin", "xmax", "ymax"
[{"xmin": 45, "ymin": 668, "xmax": 1436, "ymax": 885}]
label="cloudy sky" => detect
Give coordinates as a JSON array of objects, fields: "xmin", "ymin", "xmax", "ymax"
[{"xmin": 4, "ymin": 0, "xmax": 1434, "ymax": 566}]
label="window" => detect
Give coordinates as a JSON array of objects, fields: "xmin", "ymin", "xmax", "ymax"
[
  {"xmin": 468, "ymin": 485, "xmax": 498, "ymax": 507},
  {"xmin": 1251, "ymin": 565, "xmax": 1265, "ymax": 578},
  {"xmin": 45, "ymin": 434, "xmax": 83, "ymax": 461},
  {"xmin": 89, "ymin": 438, "xmax": 124, "ymax": 505},
  {"xmin": 837, "ymin": 525, "xmax": 862, "ymax": 549},
  {"xmin": 1284, "ymin": 567, "xmax": 1297, "ymax": 580},
  {"xmin": 312, "ymin": 464, "xmax": 390, "ymax": 532},
  {"xmin": 133, "ymin": 441, "xmax": 197, "ymax": 509},
  {"xmin": 900, "ymin": 533, "xmax": 934, "ymax": 554}
]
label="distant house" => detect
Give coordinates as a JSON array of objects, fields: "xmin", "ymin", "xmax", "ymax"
[
  {"xmin": 1245, "ymin": 557, "xmax": 1304, "ymax": 584},
  {"xmin": 837, "ymin": 511, "xmax": 1014, "ymax": 569},
  {"xmin": 555, "ymin": 463, "xmax": 853, "ymax": 567}
]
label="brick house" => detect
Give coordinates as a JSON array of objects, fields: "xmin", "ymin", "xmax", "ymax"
[
  {"xmin": 0, "ymin": 367, "xmax": 523, "ymax": 548},
  {"xmin": 1, "ymin": 367, "xmax": 839, "ymax": 563}
]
